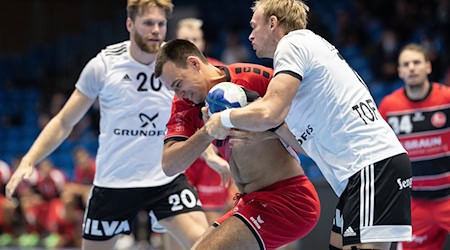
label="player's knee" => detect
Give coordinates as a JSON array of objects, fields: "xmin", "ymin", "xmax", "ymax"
[{"xmin": 329, "ymin": 244, "xmax": 342, "ymax": 250}]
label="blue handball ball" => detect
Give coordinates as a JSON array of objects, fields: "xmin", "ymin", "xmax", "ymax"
[{"xmin": 206, "ymin": 82, "xmax": 248, "ymax": 115}]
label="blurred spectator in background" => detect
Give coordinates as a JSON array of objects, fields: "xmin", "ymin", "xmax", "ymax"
[
  {"xmin": 14, "ymin": 158, "xmax": 67, "ymax": 248},
  {"xmin": 221, "ymin": 29, "xmax": 251, "ymax": 64},
  {"xmin": 370, "ymin": 29, "xmax": 401, "ymax": 83},
  {"xmin": 60, "ymin": 146, "xmax": 95, "ymax": 248},
  {"xmin": 379, "ymin": 43, "xmax": 450, "ymax": 250},
  {"xmin": 176, "ymin": 17, "xmax": 224, "ymax": 66},
  {"xmin": 0, "ymin": 160, "xmax": 16, "ymax": 248}
]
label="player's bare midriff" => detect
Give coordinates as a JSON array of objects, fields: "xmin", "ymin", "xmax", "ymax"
[{"xmin": 229, "ymin": 138, "xmax": 304, "ymax": 194}]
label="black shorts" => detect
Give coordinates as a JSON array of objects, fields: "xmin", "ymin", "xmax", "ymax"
[
  {"xmin": 332, "ymin": 153, "xmax": 412, "ymax": 245},
  {"xmin": 82, "ymin": 174, "xmax": 203, "ymax": 240}
]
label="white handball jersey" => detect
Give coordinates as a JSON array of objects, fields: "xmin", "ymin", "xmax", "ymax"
[
  {"xmin": 75, "ymin": 41, "xmax": 177, "ymax": 188},
  {"xmin": 274, "ymin": 30, "xmax": 406, "ymax": 196}
]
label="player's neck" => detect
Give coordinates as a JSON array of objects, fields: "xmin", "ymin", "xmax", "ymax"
[
  {"xmin": 405, "ymin": 80, "xmax": 431, "ymax": 101},
  {"xmin": 208, "ymin": 65, "xmax": 227, "ymax": 84},
  {"xmin": 129, "ymin": 42, "xmax": 157, "ymax": 65}
]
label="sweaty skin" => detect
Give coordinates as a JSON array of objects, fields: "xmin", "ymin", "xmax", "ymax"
[{"xmin": 225, "ymin": 130, "xmax": 302, "ymax": 193}]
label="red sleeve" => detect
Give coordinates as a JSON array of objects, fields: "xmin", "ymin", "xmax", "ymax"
[
  {"xmin": 378, "ymin": 97, "xmax": 389, "ymax": 121},
  {"xmin": 227, "ymin": 63, "xmax": 274, "ymax": 97},
  {"xmin": 378, "ymin": 89, "xmax": 404, "ymax": 121},
  {"xmin": 165, "ymin": 96, "xmax": 203, "ymax": 141}
]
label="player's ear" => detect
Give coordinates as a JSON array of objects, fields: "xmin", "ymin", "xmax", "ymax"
[
  {"xmin": 269, "ymin": 16, "xmax": 277, "ymax": 29},
  {"xmin": 187, "ymin": 56, "xmax": 201, "ymax": 70},
  {"xmin": 126, "ymin": 17, "xmax": 134, "ymax": 32}
]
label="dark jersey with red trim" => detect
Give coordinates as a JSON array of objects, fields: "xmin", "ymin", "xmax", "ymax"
[
  {"xmin": 379, "ymin": 83, "xmax": 450, "ymax": 200},
  {"xmin": 164, "ymin": 63, "xmax": 273, "ymax": 159}
]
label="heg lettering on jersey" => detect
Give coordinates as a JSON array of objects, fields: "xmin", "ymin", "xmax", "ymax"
[
  {"xmin": 397, "ymin": 177, "xmax": 412, "ymax": 190},
  {"xmin": 84, "ymin": 218, "xmax": 130, "ymax": 236},
  {"xmin": 113, "ymin": 113, "xmax": 165, "ymax": 137},
  {"xmin": 352, "ymin": 99, "xmax": 378, "ymax": 125},
  {"xmin": 296, "ymin": 125, "xmax": 314, "ymax": 145}
]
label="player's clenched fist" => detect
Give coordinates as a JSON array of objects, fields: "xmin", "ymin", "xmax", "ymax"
[{"xmin": 204, "ymin": 112, "xmax": 230, "ymax": 140}]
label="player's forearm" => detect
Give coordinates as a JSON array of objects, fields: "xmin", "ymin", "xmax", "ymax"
[
  {"xmin": 162, "ymin": 127, "xmax": 215, "ymax": 176},
  {"xmin": 200, "ymin": 144, "xmax": 218, "ymax": 160},
  {"xmin": 22, "ymin": 116, "xmax": 74, "ymax": 165},
  {"xmin": 230, "ymin": 99, "xmax": 286, "ymax": 131}
]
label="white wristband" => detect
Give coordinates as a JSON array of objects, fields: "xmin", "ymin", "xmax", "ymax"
[{"xmin": 220, "ymin": 109, "xmax": 235, "ymax": 128}]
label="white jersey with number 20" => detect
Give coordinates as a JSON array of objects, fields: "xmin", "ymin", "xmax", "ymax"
[{"xmin": 76, "ymin": 41, "xmax": 177, "ymax": 188}]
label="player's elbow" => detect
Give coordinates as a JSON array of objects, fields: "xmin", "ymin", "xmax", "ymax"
[{"xmin": 161, "ymin": 160, "xmax": 179, "ymax": 177}]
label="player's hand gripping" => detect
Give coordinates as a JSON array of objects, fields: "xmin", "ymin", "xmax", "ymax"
[
  {"xmin": 202, "ymin": 108, "xmax": 230, "ymax": 140},
  {"xmin": 6, "ymin": 158, "xmax": 34, "ymax": 200}
]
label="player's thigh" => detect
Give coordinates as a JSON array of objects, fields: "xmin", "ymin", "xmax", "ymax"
[
  {"xmin": 162, "ymin": 233, "xmax": 184, "ymax": 250},
  {"xmin": 329, "ymin": 231, "xmax": 342, "ymax": 248},
  {"xmin": 192, "ymin": 215, "xmax": 259, "ymax": 250},
  {"xmin": 82, "ymin": 235, "xmax": 119, "ymax": 250},
  {"xmin": 159, "ymin": 211, "xmax": 208, "ymax": 247},
  {"xmin": 205, "ymin": 210, "xmax": 225, "ymax": 224}
]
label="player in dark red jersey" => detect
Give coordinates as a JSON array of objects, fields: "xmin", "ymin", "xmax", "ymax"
[
  {"xmin": 176, "ymin": 17, "xmax": 234, "ymax": 224},
  {"xmin": 154, "ymin": 39, "xmax": 320, "ymax": 250},
  {"xmin": 379, "ymin": 43, "xmax": 450, "ymax": 250}
]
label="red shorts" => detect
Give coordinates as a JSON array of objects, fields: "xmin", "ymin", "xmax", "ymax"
[
  {"xmin": 399, "ymin": 197, "xmax": 450, "ymax": 250},
  {"xmin": 215, "ymin": 175, "xmax": 320, "ymax": 250},
  {"xmin": 185, "ymin": 158, "xmax": 229, "ymax": 210}
]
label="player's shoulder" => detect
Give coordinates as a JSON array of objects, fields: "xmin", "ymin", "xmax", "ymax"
[
  {"xmin": 97, "ymin": 41, "xmax": 130, "ymax": 62},
  {"xmin": 172, "ymin": 95, "xmax": 197, "ymax": 110},
  {"xmin": 102, "ymin": 41, "xmax": 129, "ymax": 56},
  {"xmin": 281, "ymin": 29, "xmax": 316, "ymax": 44},
  {"xmin": 433, "ymin": 82, "xmax": 450, "ymax": 92},
  {"xmin": 226, "ymin": 63, "xmax": 273, "ymax": 76},
  {"xmin": 432, "ymin": 82, "xmax": 450, "ymax": 102},
  {"xmin": 89, "ymin": 41, "xmax": 131, "ymax": 71},
  {"xmin": 384, "ymin": 87, "xmax": 405, "ymax": 101},
  {"xmin": 379, "ymin": 87, "xmax": 405, "ymax": 108}
]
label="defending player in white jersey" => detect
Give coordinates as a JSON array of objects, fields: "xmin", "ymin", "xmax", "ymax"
[
  {"xmin": 5, "ymin": 1, "xmax": 208, "ymax": 249},
  {"xmin": 204, "ymin": 1, "xmax": 412, "ymax": 250}
]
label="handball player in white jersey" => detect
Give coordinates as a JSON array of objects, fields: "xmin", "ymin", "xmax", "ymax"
[
  {"xmin": 204, "ymin": 1, "xmax": 412, "ymax": 250},
  {"xmin": 5, "ymin": 1, "xmax": 208, "ymax": 249}
]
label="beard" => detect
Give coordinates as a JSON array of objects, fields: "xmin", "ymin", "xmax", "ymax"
[{"xmin": 134, "ymin": 31, "xmax": 161, "ymax": 54}]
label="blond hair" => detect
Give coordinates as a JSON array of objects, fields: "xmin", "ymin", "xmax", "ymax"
[
  {"xmin": 177, "ymin": 18, "xmax": 203, "ymax": 31},
  {"xmin": 127, "ymin": 0, "xmax": 174, "ymax": 21},
  {"xmin": 399, "ymin": 43, "xmax": 430, "ymax": 62},
  {"xmin": 252, "ymin": 0, "xmax": 309, "ymax": 33}
]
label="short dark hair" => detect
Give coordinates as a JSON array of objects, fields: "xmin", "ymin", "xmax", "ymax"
[{"xmin": 155, "ymin": 39, "xmax": 208, "ymax": 78}]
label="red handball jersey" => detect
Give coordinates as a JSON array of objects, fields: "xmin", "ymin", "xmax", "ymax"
[
  {"xmin": 206, "ymin": 57, "xmax": 225, "ymax": 67},
  {"xmin": 74, "ymin": 160, "xmax": 96, "ymax": 185},
  {"xmin": 379, "ymin": 83, "xmax": 450, "ymax": 200},
  {"xmin": 35, "ymin": 168, "xmax": 66, "ymax": 200},
  {"xmin": 165, "ymin": 63, "xmax": 273, "ymax": 159}
]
